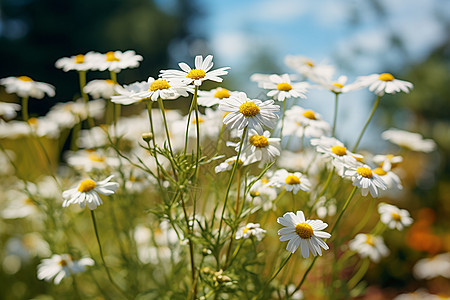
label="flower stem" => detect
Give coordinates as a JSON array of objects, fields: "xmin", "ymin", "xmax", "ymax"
[
  {"xmin": 332, "ymin": 93, "xmax": 339, "ymax": 137},
  {"xmin": 21, "ymin": 96, "xmax": 29, "ymax": 121},
  {"xmin": 78, "ymin": 71, "xmax": 95, "ymax": 128},
  {"xmin": 254, "ymin": 253, "xmax": 293, "ymax": 300},
  {"xmin": 90, "ymin": 210, "xmax": 131, "ymax": 300},
  {"xmin": 347, "ymin": 258, "xmax": 370, "ymax": 290},
  {"xmin": 352, "ymin": 95, "xmax": 381, "ymax": 152},
  {"xmin": 216, "ymin": 126, "xmax": 247, "ymax": 247},
  {"xmin": 280, "ymin": 100, "xmax": 287, "ymax": 140},
  {"xmin": 224, "ymin": 168, "xmax": 242, "ymax": 269},
  {"xmin": 183, "ymin": 86, "xmax": 198, "ymax": 155},
  {"xmin": 109, "ymin": 71, "xmax": 120, "ymax": 126},
  {"xmin": 309, "ymin": 166, "xmax": 335, "ymax": 215},
  {"xmin": 157, "ymin": 97, "xmax": 178, "ymax": 177}
]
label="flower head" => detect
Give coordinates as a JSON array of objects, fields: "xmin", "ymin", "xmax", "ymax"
[
  {"xmin": 0, "ymin": 102, "xmax": 21, "ymax": 119},
  {"xmin": 235, "ymin": 223, "xmax": 266, "ymax": 241},
  {"xmin": 62, "ymin": 175, "xmax": 119, "ymax": 210},
  {"xmin": 382, "ymin": 128, "xmax": 436, "ymax": 153},
  {"xmin": 378, "ymin": 203, "xmax": 413, "ymax": 231},
  {"xmin": 253, "ymin": 73, "xmax": 309, "ymax": 101},
  {"xmin": 84, "ymin": 79, "xmax": 118, "ymax": 99},
  {"xmin": 355, "ymin": 73, "xmax": 413, "ymax": 96},
  {"xmin": 219, "ymin": 92, "xmax": 279, "ymax": 134},
  {"xmin": 349, "ymin": 233, "xmax": 389, "ymax": 262},
  {"xmin": 55, "ymin": 52, "xmax": 101, "ymax": 72},
  {"xmin": 344, "ymin": 163, "xmax": 387, "ymax": 198},
  {"xmin": 269, "ymin": 169, "xmax": 311, "ymax": 194},
  {"xmin": 160, "ymin": 55, "xmax": 230, "ymax": 86},
  {"xmin": 91, "ymin": 50, "xmax": 143, "ymax": 73},
  {"xmin": 242, "ymin": 129, "xmax": 281, "ymax": 167},
  {"xmin": 0, "ymin": 76, "xmax": 55, "ymax": 99},
  {"xmin": 37, "ymin": 254, "xmax": 94, "ymax": 284},
  {"xmin": 277, "ymin": 210, "xmax": 331, "ymax": 258},
  {"xmin": 197, "ymin": 87, "xmax": 236, "ymax": 107}
]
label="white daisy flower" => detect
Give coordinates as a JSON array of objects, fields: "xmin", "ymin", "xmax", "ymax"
[
  {"xmin": 269, "ymin": 169, "xmax": 311, "ymax": 194},
  {"xmin": 0, "ymin": 76, "xmax": 55, "ymax": 99},
  {"xmin": 235, "ymin": 223, "xmax": 266, "ymax": 241},
  {"xmin": 0, "ymin": 102, "xmax": 21, "ymax": 120},
  {"xmin": 349, "ymin": 233, "xmax": 389, "ymax": 262},
  {"xmin": 355, "ymin": 73, "xmax": 413, "ymax": 96},
  {"xmin": 83, "ymin": 79, "xmax": 118, "ymax": 99},
  {"xmin": 316, "ymin": 75, "xmax": 362, "ymax": 94},
  {"xmin": 111, "ymin": 77, "xmax": 190, "ymax": 105},
  {"xmin": 197, "ymin": 87, "xmax": 236, "ymax": 107},
  {"xmin": 160, "ymin": 54, "xmax": 230, "ymax": 86},
  {"xmin": 413, "ymin": 252, "xmax": 450, "ymax": 280},
  {"xmin": 0, "ymin": 117, "xmax": 60, "ymax": 139},
  {"xmin": 282, "ymin": 106, "xmax": 331, "ymax": 138},
  {"xmin": 37, "ymin": 254, "xmax": 94, "ymax": 285},
  {"xmin": 247, "ymin": 176, "xmax": 278, "ymax": 211},
  {"xmin": 214, "ymin": 155, "xmax": 251, "ymax": 173},
  {"xmin": 62, "ymin": 175, "xmax": 119, "ymax": 210},
  {"xmin": 393, "ymin": 289, "xmax": 448, "ymax": 300},
  {"xmin": 378, "ymin": 203, "xmax": 413, "ymax": 231},
  {"xmin": 46, "ymin": 98, "xmax": 105, "ymax": 129},
  {"xmin": 382, "ymin": 128, "xmax": 437, "ymax": 153},
  {"xmin": 66, "ymin": 149, "xmax": 120, "ymax": 172},
  {"xmin": 240, "ymin": 129, "xmax": 281, "ymax": 167},
  {"xmin": 55, "ymin": 52, "xmax": 101, "ymax": 72},
  {"xmin": 91, "ymin": 50, "xmax": 143, "ymax": 73},
  {"xmin": 256, "ymin": 73, "xmax": 309, "ymax": 101},
  {"xmin": 219, "ymin": 92, "xmax": 279, "ymax": 134},
  {"xmin": 2, "ymin": 190, "xmax": 40, "ymax": 219},
  {"xmin": 284, "ymin": 55, "xmax": 335, "ymax": 83},
  {"xmin": 344, "ymin": 163, "xmax": 387, "ymax": 198},
  {"xmin": 277, "ymin": 210, "xmax": 331, "ymax": 258}
]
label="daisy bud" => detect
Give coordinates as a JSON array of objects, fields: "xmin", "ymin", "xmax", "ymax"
[{"xmin": 141, "ymin": 132, "xmax": 153, "ymax": 142}]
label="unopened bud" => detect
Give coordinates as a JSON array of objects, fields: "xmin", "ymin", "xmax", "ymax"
[{"xmin": 142, "ymin": 132, "xmax": 153, "ymax": 142}]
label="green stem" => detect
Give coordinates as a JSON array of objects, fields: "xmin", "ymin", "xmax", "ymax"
[
  {"xmin": 280, "ymin": 100, "xmax": 287, "ymax": 140},
  {"xmin": 347, "ymin": 258, "xmax": 370, "ymax": 290},
  {"xmin": 352, "ymin": 95, "xmax": 381, "ymax": 152},
  {"xmin": 21, "ymin": 96, "xmax": 29, "ymax": 121},
  {"xmin": 216, "ymin": 126, "xmax": 247, "ymax": 246},
  {"xmin": 90, "ymin": 210, "xmax": 131, "ymax": 300},
  {"xmin": 254, "ymin": 253, "xmax": 293, "ymax": 300},
  {"xmin": 330, "ymin": 186, "xmax": 358, "ymax": 235},
  {"xmin": 332, "ymin": 93, "xmax": 339, "ymax": 137},
  {"xmin": 109, "ymin": 71, "xmax": 120, "ymax": 126},
  {"xmin": 78, "ymin": 71, "xmax": 95, "ymax": 128},
  {"xmin": 183, "ymin": 86, "xmax": 198, "ymax": 156},
  {"xmin": 157, "ymin": 97, "xmax": 178, "ymax": 178},
  {"xmin": 309, "ymin": 167, "xmax": 335, "ymax": 215}
]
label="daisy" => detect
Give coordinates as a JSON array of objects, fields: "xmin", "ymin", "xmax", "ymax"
[
  {"xmin": 241, "ymin": 129, "xmax": 281, "ymax": 166},
  {"xmin": 269, "ymin": 169, "xmax": 311, "ymax": 194},
  {"xmin": 214, "ymin": 154, "xmax": 251, "ymax": 173},
  {"xmin": 316, "ymin": 75, "xmax": 362, "ymax": 94},
  {"xmin": 66, "ymin": 149, "xmax": 120, "ymax": 172},
  {"xmin": 247, "ymin": 176, "xmax": 278, "ymax": 211},
  {"xmin": 83, "ymin": 79, "xmax": 118, "ymax": 99},
  {"xmin": 344, "ymin": 163, "xmax": 387, "ymax": 198},
  {"xmin": 91, "ymin": 50, "xmax": 143, "ymax": 73},
  {"xmin": 284, "ymin": 55, "xmax": 335, "ymax": 83},
  {"xmin": 37, "ymin": 254, "xmax": 94, "ymax": 284},
  {"xmin": 413, "ymin": 252, "xmax": 450, "ymax": 280},
  {"xmin": 111, "ymin": 77, "xmax": 190, "ymax": 105},
  {"xmin": 0, "ymin": 102, "xmax": 21, "ymax": 120},
  {"xmin": 2, "ymin": 190, "xmax": 40, "ymax": 219},
  {"xmin": 282, "ymin": 106, "xmax": 331, "ymax": 138},
  {"xmin": 277, "ymin": 210, "xmax": 331, "ymax": 258},
  {"xmin": 310, "ymin": 136, "xmax": 362, "ymax": 175},
  {"xmin": 219, "ymin": 92, "xmax": 279, "ymax": 134},
  {"xmin": 256, "ymin": 73, "xmax": 309, "ymax": 101},
  {"xmin": 46, "ymin": 98, "xmax": 105, "ymax": 129},
  {"xmin": 197, "ymin": 87, "xmax": 236, "ymax": 107},
  {"xmin": 55, "ymin": 52, "xmax": 100, "ymax": 72},
  {"xmin": 0, "ymin": 76, "xmax": 55, "ymax": 99},
  {"xmin": 160, "ymin": 54, "xmax": 230, "ymax": 86},
  {"xmin": 355, "ymin": 73, "xmax": 413, "ymax": 96},
  {"xmin": 382, "ymin": 128, "xmax": 436, "ymax": 153},
  {"xmin": 235, "ymin": 223, "xmax": 266, "ymax": 241},
  {"xmin": 373, "ymin": 167, "xmax": 403, "ymax": 191},
  {"xmin": 349, "ymin": 233, "xmax": 389, "ymax": 262},
  {"xmin": 378, "ymin": 203, "xmax": 413, "ymax": 231},
  {"xmin": 62, "ymin": 175, "xmax": 119, "ymax": 210}
]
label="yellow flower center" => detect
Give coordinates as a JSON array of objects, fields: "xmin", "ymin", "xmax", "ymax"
[
  {"xmin": 88, "ymin": 153, "xmax": 105, "ymax": 162},
  {"xmin": 249, "ymin": 134, "xmax": 269, "ymax": 148},
  {"xmin": 391, "ymin": 212, "xmax": 402, "ymax": 222},
  {"xmin": 295, "ymin": 222, "xmax": 313, "ymax": 239},
  {"xmin": 106, "ymin": 51, "xmax": 120, "ymax": 62},
  {"xmin": 285, "ymin": 174, "xmax": 301, "ymax": 185},
  {"xmin": 357, "ymin": 167, "xmax": 373, "ymax": 178},
  {"xmin": 192, "ymin": 117, "xmax": 204, "ymax": 124},
  {"xmin": 250, "ymin": 190, "xmax": 260, "ymax": 197},
  {"xmin": 105, "ymin": 79, "xmax": 115, "ymax": 85},
  {"xmin": 332, "ymin": 83, "xmax": 344, "ymax": 88},
  {"xmin": 18, "ymin": 76, "xmax": 33, "ymax": 82},
  {"xmin": 243, "ymin": 227, "xmax": 250, "ymax": 234},
  {"xmin": 385, "ymin": 154, "xmax": 394, "ymax": 160},
  {"xmin": 58, "ymin": 259, "xmax": 68, "ymax": 267},
  {"xmin": 78, "ymin": 180, "xmax": 96, "ymax": 193},
  {"xmin": 305, "ymin": 61, "xmax": 314, "ymax": 67},
  {"xmin": 261, "ymin": 178, "xmax": 269, "ymax": 185},
  {"xmin": 353, "ymin": 155, "xmax": 364, "ymax": 162},
  {"xmin": 276, "ymin": 82, "xmax": 292, "ymax": 91},
  {"xmin": 239, "ymin": 102, "xmax": 260, "ymax": 117},
  {"xmin": 214, "ymin": 88, "xmax": 230, "ymax": 99},
  {"xmin": 331, "ymin": 146, "xmax": 347, "ymax": 156},
  {"xmin": 149, "ymin": 80, "xmax": 171, "ymax": 91},
  {"xmin": 373, "ymin": 167, "xmax": 387, "ymax": 176},
  {"xmin": 186, "ymin": 69, "xmax": 206, "ymax": 80},
  {"xmin": 365, "ymin": 235, "xmax": 375, "ymax": 246},
  {"xmin": 25, "ymin": 197, "xmax": 34, "ymax": 205},
  {"xmin": 75, "ymin": 54, "xmax": 85, "ymax": 64},
  {"xmin": 379, "ymin": 73, "xmax": 394, "ymax": 81},
  {"xmin": 302, "ymin": 110, "xmax": 316, "ymax": 120}
]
